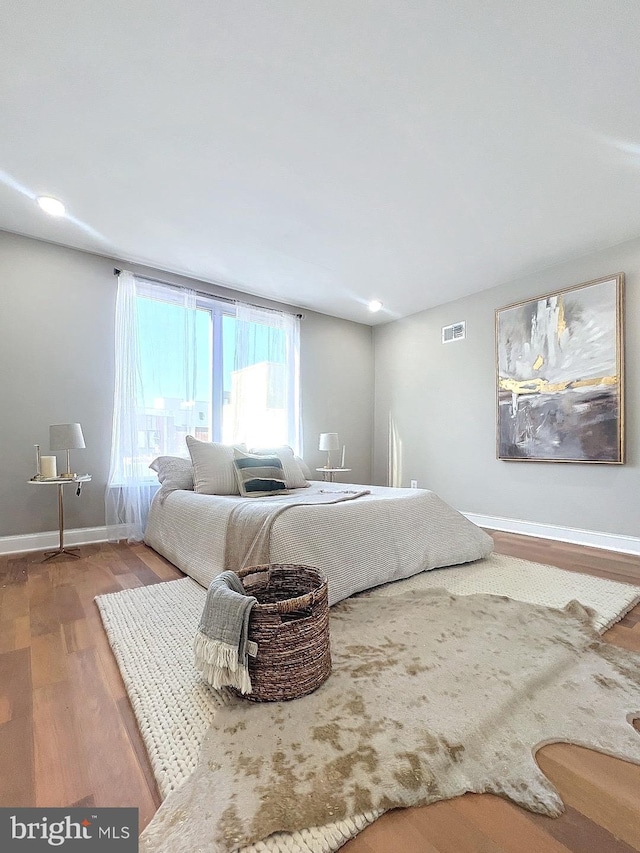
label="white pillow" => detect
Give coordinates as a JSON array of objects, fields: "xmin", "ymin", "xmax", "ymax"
[
  {"xmin": 149, "ymin": 456, "xmax": 194, "ymax": 492},
  {"xmin": 185, "ymin": 436, "xmax": 241, "ymax": 495},
  {"xmin": 249, "ymin": 445, "xmax": 309, "ymax": 488},
  {"xmin": 295, "ymin": 455, "xmax": 312, "ymax": 481}
]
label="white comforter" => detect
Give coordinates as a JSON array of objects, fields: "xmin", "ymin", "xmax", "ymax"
[{"xmin": 144, "ymin": 482, "xmax": 493, "ymax": 605}]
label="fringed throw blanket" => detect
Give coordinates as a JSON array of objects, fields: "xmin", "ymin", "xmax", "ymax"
[
  {"xmin": 193, "ymin": 571, "xmax": 257, "ymax": 694},
  {"xmin": 224, "ymin": 489, "xmax": 371, "ymax": 573}
]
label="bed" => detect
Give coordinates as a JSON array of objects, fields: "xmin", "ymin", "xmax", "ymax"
[{"xmin": 144, "ymin": 478, "xmax": 493, "ymax": 605}]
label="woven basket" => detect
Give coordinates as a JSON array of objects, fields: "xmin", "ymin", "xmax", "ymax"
[{"xmin": 233, "ymin": 564, "xmax": 331, "ymax": 702}]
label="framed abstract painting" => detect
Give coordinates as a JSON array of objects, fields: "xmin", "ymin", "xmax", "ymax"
[{"xmin": 496, "ymin": 274, "xmax": 624, "ymax": 463}]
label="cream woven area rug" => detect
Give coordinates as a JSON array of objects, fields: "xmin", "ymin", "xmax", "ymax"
[{"xmin": 96, "ymin": 553, "xmax": 640, "ymax": 853}]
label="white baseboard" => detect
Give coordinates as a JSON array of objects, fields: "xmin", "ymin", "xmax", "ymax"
[
  {"xmin": 0, "ymin": 525, "xmax": 114, "ymax": 556},
  {"xmin": 2, "ymin": 517, "xmax": 639, "ymax": 559},
  {"xmin": 463, "ymin": 512, "xmax": 640, "ymax": 557}
]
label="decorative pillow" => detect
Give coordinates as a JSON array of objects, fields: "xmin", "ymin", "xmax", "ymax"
[
  {"xmin": 233, "ymin": 449, "xmax": 288, "ymax": 497},
  {"xmin": 250, "ymin": 445, "xmax": 309, "ymax": 489},
  {"xmin": 149, "ymin": 455, "xmax": 194, "ymax": 490},
  {"xmin": 295, "ymin": 455, "xmax": 313, "ymax": 481},
  {"xmin": 185, "ymin": 436, "xmax": 241, "ymax": 495}
]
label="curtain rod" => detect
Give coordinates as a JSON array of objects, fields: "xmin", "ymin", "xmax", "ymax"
[{"xmin": 113, "ymin": 268, "xmax": 303, "ymax": 319}]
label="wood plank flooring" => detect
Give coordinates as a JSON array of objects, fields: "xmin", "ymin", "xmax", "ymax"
[{"xmin": 0, "ymin": 533, "xmax": 639, "ymax": 851}]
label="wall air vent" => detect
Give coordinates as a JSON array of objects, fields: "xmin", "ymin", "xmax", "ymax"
[{"xmin": 442, "ymin": 321, "xmax": 466, "ymax": 343}]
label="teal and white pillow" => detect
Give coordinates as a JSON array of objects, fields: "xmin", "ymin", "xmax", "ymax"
[
  {"xmin": 249, "ymin": 445, "xmax": 309, "ymax": 488},
  {"xmin": 233, "ymin": 449, "xmax": 288, "ymax": 497}
]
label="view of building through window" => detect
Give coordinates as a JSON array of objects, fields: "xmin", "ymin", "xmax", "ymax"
[{"xmin": 134, "ymin": 294, "xmax": 289, "ymax": 472}]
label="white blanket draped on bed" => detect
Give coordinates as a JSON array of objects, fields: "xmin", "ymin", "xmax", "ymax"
[
  {"xmin": 145, "ymin": 482, "xmax": 493, "ymax": 604},
  {"xmin": 224, "ymin": 488, "xmax": 371, "ymax": 572}
]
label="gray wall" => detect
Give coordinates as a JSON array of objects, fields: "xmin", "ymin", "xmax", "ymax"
[
  {"xmin": 0, "ymin": 235, "xmax": 116, "ymax": 538},
  {"xmin": 373, "ymin": 237, "xmax": 640, "ymax": 538},
  {"xmin": 300, "ymin": 311, "xmax": 373, "ymax": 479},
  {"xmin": 0, "ymin": 232, "xmax": 373, "ymax": 538}
]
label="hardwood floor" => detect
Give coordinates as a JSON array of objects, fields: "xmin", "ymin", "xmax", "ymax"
[
  {"xmin": 0, "ymin": 541, "xmax": 180, "ymax": 828},
  {"xmin": 1, "ymin": 533, "xmax": 639, "ymax": 851}
]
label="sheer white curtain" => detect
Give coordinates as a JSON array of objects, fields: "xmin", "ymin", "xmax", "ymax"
[
  {"xmin": 105, "ymin": 271, "xmax": 198, "ymax": 542},
  {"xmin": 230, "ymin": 303, "xmax": 301, "ymax": 452}
]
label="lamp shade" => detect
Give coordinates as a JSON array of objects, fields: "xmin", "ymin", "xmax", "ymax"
[
  {"xmin": 318, "ymin": 432, "xmax": 339, "ymax": 452},
  {"xmin": 50, "ymin": 423, "xmax": 86, "ymax": 451}
]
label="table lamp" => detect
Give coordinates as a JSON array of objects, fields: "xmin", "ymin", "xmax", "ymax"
[
  {"xmin": 318, "ymin": 432, "xmax": 339, "ymax": 468},
  {"xmin": 50, "ymin": 423, "xmax": 86, "ymax": 479}
]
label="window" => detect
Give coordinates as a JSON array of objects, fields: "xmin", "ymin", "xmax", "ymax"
[
  {"xmin": 133, "ymin": 289, "xmax": 214, "ymax": 469},
  {"xmin": 106, "ymin": 272, "xmax": 301, "ymax": 539}
]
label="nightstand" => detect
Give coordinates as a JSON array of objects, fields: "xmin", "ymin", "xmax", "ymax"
[
  {"xmin": 315, "ymin": 468, "xmax": 352, "ymax": 483},
  {"xmin": 28, "ymin": 475, "xmax": 92, "ymax": 561}
]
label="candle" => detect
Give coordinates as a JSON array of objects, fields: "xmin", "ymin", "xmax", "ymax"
[
  {"xmin": 341, "ymin": 445, "xmax": 345, "ymax": 468},
  {"xmin": 41, "ymin": 456, "xmax": 57, "ymax": 478}
]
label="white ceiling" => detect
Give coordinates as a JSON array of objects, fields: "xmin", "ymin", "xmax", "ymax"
[{"xmin": 2, "ymin": 1, "xmax": 640, "ymax": 325}]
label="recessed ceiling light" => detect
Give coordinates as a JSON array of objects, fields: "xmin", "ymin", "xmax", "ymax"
[
  {"xmin": 368, "ymin": 299, "xmax": 383, "ymax": 313},
  {"xmin": 36, "ymin": 196, "xmax": 66, "ymax": 217}
]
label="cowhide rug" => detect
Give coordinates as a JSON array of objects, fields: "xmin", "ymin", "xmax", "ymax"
[{"xmin": 140, "ymin": 587, "xmax": 640, "ymax": 853}]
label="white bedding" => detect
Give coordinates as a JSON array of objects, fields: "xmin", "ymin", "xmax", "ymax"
[{"xmin": 144, "ymin": 481, "xmax": 493, "ymax": 604}]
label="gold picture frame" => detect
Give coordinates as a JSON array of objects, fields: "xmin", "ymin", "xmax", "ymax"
[{"xmin": 495, "ymin": 273, "xmax": 624, "ymax": 463}]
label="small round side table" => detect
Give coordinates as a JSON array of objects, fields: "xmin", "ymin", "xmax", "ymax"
[
  {"xmin": 315, "ymin": 468, "xmax": 352, "ymax": 483},
  {"xmin": 28, "ymin": 475, "xmax": 92, "ymax": 561}
]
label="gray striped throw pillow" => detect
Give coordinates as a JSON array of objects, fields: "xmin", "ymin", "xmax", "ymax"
[{"xmin": 233, "ymin": 449, "xmax": 288, "ymax": 497}]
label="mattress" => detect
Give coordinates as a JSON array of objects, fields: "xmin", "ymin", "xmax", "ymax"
[{"xmin": 144, "ymin": 481, "xmax": 493, "ymax": 604}]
